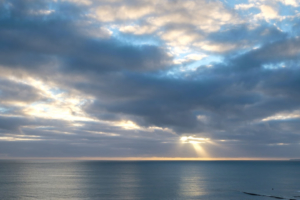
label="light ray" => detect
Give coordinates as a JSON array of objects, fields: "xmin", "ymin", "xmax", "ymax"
[
  {"xmin": 180, "ymin": 136, "xmax": 210, "ymax": 157},
  {"xmin": 190, "ymin": 142, "xmax": 209, "ymax": 157}
]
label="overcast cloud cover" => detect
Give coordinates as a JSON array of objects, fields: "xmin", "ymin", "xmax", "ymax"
[{"xmin": 1, "ymin": 0, "xmax": 300, "ymax": 159}]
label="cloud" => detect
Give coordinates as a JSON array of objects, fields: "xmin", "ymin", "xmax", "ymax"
[
  {"xmin": 235, "ymin": 3, "xmax": 256, "ymax": 10},
  {"xmin": 0, "ymin": 0, "xmax": 172, "ymax": 75},
  {"xmin": 119, "ymin": 25, "xmax": 157, "ymax": 35},
  {"xmin": 78, "ymin": 36, "xmax": 300, "ymax": 139},
  {"xmin": 94, "ymin": 3, "xmax": 154, "ymax": 22},
  {"xmin": 0, "ymin": 0, "xmax": 300, "ymax": 158},
  {"xmin": 0, "ymin": 78, "xmax": 42, "ymax": 104},
  {"xmin": 86, "ymin": 0, "xmax": 243, "ymax": 57},
  {"xmin": 259, "ymin": 4, "xmax": 278, "ymax": 19}
]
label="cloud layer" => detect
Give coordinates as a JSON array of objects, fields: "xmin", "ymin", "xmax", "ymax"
[{"xmin": 0, "ymin": 0, "xmax": 300, "ymax": 158}]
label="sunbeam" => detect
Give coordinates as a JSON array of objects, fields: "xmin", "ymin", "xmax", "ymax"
[
  {"xmin": 190, "ymin": 142, "xmax": 209, "ymax": 157},
  {"xmin": 180, "ymin": 136, "xmax": 210, "ymax": 157}
]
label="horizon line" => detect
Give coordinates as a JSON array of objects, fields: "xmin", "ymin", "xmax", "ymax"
[{"xmin": 0, "ymin": 157, "xmax": 295, "ymax": 161}]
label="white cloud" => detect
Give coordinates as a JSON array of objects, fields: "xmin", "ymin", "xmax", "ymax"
[
  {"xmin": 235, "ymin": 3, "xmax": 255, "ymax": 10},
  {"xmin": 262, "ymin": 111, "xmax": 300, "ymax": 121},
  {"xmin": 5, "ymin": 76, "xmax": 96, "ymax": 122},
  {"xmin": 88, "ymin": 0, "xmax": 242, "ymax": 61},
  {"xmin": 94, "ymin": 5, "xmax": 154, "ymax": 22},
  {"xmin": 160, "ymin": 29, "xmax": 202, "ymax": 46},
  {"xmin": 259, "ymin": 5, "xmax": 278, "ymax": 19},
  {"xmin": 119, "ymin": 25, "xmax": 157, "ymax": 35},
  {"xmin": 174, "ymin": 53, "xmax": 207, "ymax": 64},
  {"xmin": 278, "ymin": 0, "xmax": 298, "ymax": 7}
]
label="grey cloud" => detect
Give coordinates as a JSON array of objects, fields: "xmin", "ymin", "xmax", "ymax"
[
  {"xmin": 0, "ymin": 115, "xmax": 71, "ymax": 132},
  {"xmin": 0, "ymin": 0, "xmax": 172, "ymax": 74},
  {"xmin": 229, "ymin": 37, "xmax": 300, "ymax": 71},
  {"xmin": 0, "ymin": 116, "xmax": 29, "ymax": 131},
  {"xmin": 253, "ymin": 38, "xmax": 300, "ymax": 62},
  {"xmin": 0, "ymin": 117, "xmax": 181, "ymax": 157},
  {"xmin": 0, "ymin": 78, "xmax": 42, "ymax": 103},
  {"xmin": 61, "ymin": 41, "xmax": 172, "ymax": 73},
  {"xmin": 77, "ymin": 37, "xmax": 300, "ymax": 142},
  {"xmin": 206, "ymin": 23, "xmax": 287, "ymax": 54}
]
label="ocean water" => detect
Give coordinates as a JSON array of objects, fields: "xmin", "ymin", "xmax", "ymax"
[{"xmin": 0, "ymin": 161, "xmax": 300, "ymax": 200}]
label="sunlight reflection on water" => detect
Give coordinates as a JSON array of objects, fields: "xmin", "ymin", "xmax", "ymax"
[{"xmin": 0, "ymin": 161, "xmax": 300, "ymax": 200}]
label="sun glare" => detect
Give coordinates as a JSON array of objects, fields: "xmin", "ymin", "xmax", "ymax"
[
  {"xmin": 180, "ymin": 136, "xmax": 210, "ymax": 143},
  {"xmin": 180, "ymin": 136, "xmax": 188, "ymax": 141}
]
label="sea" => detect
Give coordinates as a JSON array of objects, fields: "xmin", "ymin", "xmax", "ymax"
[{"xmin": 0, "ymin": 160, "xmax": 299, "ymax": 200}]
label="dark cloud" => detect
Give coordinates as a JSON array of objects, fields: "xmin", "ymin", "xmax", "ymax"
[{"xmin": 0, "ymin": 1, "xmax": 172, "ymax": 74}]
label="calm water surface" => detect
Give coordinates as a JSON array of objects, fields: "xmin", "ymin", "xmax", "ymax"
[{"xmin": 0, "ymin": 161, "xmax": 300, "ymax": 200}]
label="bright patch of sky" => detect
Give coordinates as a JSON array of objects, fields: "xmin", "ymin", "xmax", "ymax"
[
  {"xmin": 184, "ymin": 56, "xmax": 223, "ymax": 70},
  {"xmin": 108, "ymin": 26, "xmax": 162, "ymax": 47},
  {"xmin": 49, "ymin": 88, "xmax": 64, "ymax": 96},
  {"xmin": 0, "ymin": 107, "xmax": 9, "ymax": 113}
]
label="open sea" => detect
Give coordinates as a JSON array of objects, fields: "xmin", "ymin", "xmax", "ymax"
[{"xmin": 0, "ymin": 160, "xmax": 300, "ymax": 200}]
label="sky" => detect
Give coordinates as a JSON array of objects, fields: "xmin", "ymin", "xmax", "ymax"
[{"xmin": 0, "ymin": 0, "xmax": 300, "ymax": 159}]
